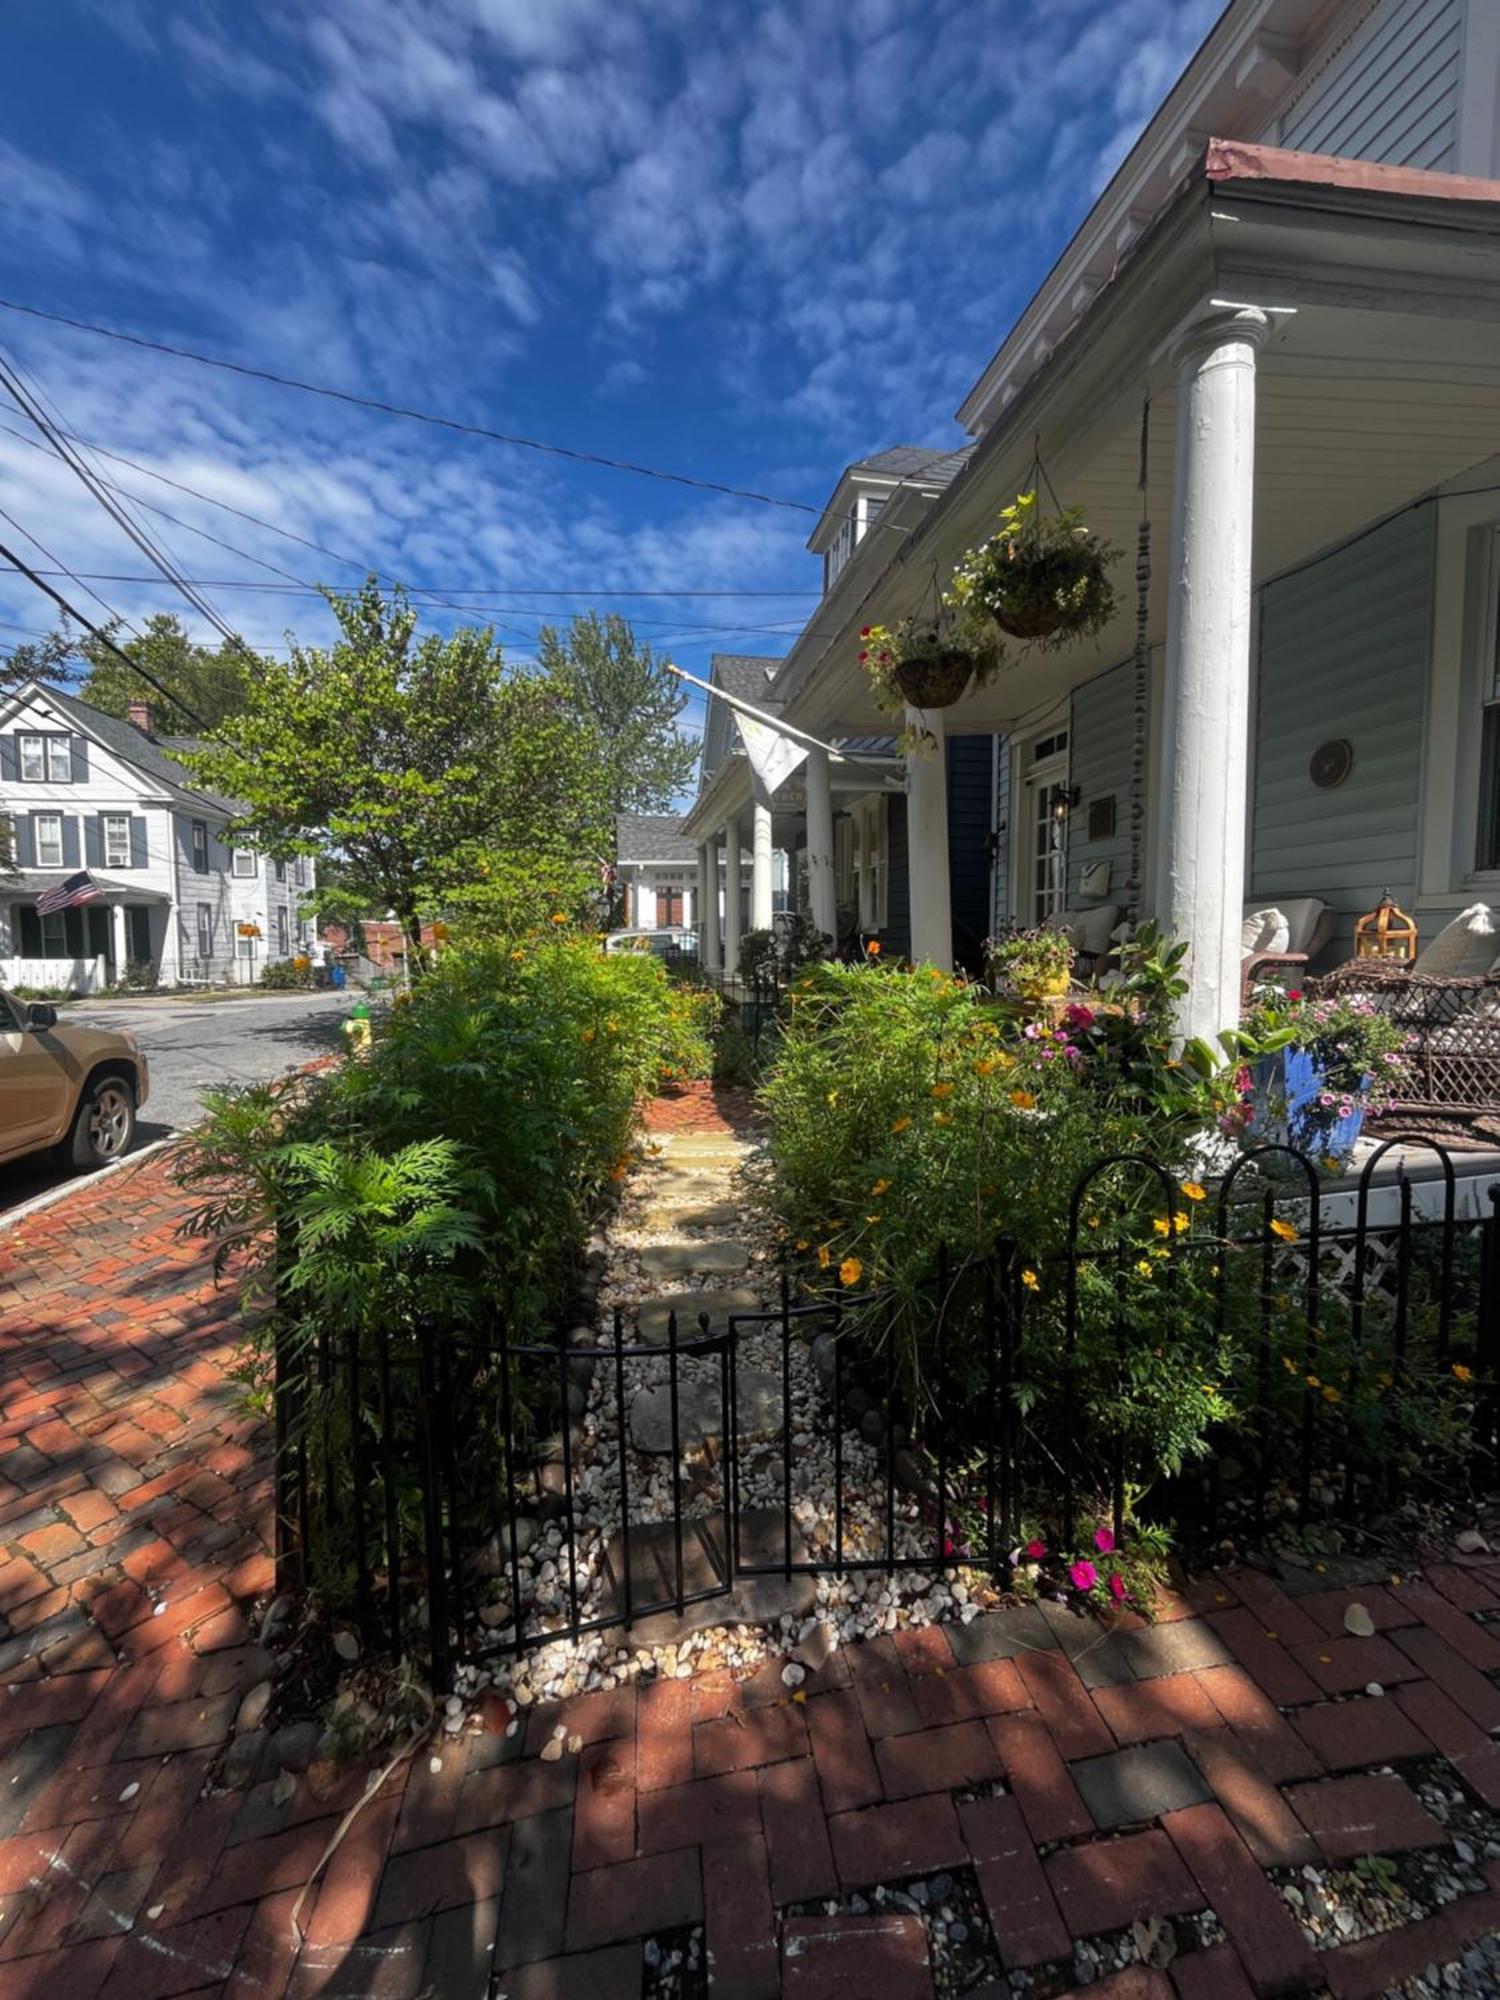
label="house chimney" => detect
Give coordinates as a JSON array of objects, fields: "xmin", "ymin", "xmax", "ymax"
[{"xmin": 127, "ymin": 700, "xmax": 154, "ymax": 735}]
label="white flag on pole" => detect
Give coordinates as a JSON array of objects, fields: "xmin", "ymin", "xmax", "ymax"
[{"xmin": 734, "ymin": 709, "xmax": 808, "ymax": 796}]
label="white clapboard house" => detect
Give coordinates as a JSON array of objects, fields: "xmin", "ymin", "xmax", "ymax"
[{"xmin": 0, "ymin": 681, "xmax": 313, "ymax": 991}]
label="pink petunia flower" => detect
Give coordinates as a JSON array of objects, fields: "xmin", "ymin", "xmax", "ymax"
[
  {"xmin": 1069, "ymin": 1559, "xmax": 1098, "ymax": 1592},
  {"xmin": 1108, "ymin": 1573, "xmax": 1127, "ymax": 1602},
  {"xmin": 1093, "ymin": 1527, "xmax": 1115, "ymax": 1555},
  {"xmin": 1025, "ymin": 1539, "xmax": 1046, "ymax": 1560}
]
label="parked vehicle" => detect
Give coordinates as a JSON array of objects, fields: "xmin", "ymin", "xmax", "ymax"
[
  {"xmin": 602, "ymin": 927, "xmax": 698, "ymax": 960},
  {"xmin": 0, "ymin": 987, "xmax": 148, "ymax": 1170}
]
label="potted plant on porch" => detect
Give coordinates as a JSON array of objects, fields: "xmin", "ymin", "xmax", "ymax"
[
  {"xmin": 1239, "ymin": 989, "xmax": 1412, "ymax": 1171},
  {"xmin": 951, "ymin": 490, "xmax": 1117, "ymax": 649},
  {"xmin": 857, "ymin": 604, "xmax": 1003, "ymax": 716}
]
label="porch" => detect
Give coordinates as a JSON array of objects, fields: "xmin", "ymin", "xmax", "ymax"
[
  {"xmin": 0, "ymin": 872, "xmax": 171, "ymax": 992},
  {"xmin": 766, "ymin": 144, "xmax": 1500, "ymax": 1044}
]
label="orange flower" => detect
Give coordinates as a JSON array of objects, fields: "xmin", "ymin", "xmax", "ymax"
[
  {"xmin": 550, "ymin": 912, "xmax": 567, "ymax": 925},
  {"xmin": 817, "ymin": 1244, "xmax": 832, "ymax": 1270},
  {"xmin": 1021, "ymin": 1269, "xmax": 1040, "ymax": 1292},
  {"xmin": 1181, "ymin": 1181, "xmax": 1207, "ymax": 1202},
  {"xmin": 870, "ymin": 1178, "xmax": 891, "ymax": 1197},
  {"xmin": 890, "ymin": 1115, "xmax": 911, "ymax": 1134},
  {"xmin": 1010, "ymin": 1088, "xmax": 1036, "ymax": 1111},
  {"xmin": 932, "ymin": 1110, "xmax": 952, "ymax": 1127},
  {"xmin": 931, "ymin": 1081, "xmax": 953, "ymax": 1099},
  {"xmin": 839, "ymin": 1256, "xmax": 863, "ymax": 1286},
  {"xmin": 1269, "ymin": 1217, "xmax": 1297, "ymax": 1243},
  {"xmin": 866, "ymin": 939, "xmax": 882, "ymax": 957},
  {"xmin": 1453, "ymin": 1363, "xmax": 1474, "ymax": 1384}
]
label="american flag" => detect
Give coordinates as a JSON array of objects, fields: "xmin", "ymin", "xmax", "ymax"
[{"xmin": 36, "ymin": 871, "xmax": 101, "ymax": 917}]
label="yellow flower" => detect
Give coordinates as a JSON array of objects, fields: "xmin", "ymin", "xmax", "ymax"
[
  {"xmin": 818, "ymin": 1244, "xmax": 832, "ymax": 1270},
  {"xmin": 1152, "ymin": 1217, "xmax": 1171, "ymax": 1237},
  {"xmin": 931, "ymin": 1081, "xmax": 954, "ymax": 1099},
  {"xmin": 606, "ymin": 1020, "xmax": 618, "ymax": 1035},
  {"xmin": 1181, "ymin": 1181, "xmax": 1206, "ymax": 1202},
  {"xmin": 871, "ymin": 1178, "xmax": 891, "ymax": 1197},
  {"xmin": 1453, "ymin": 1363, "xmax": 1474, "ymax": 1383},
  {"xmin": 794, "ymin": 1239, "xmax": 809, "ymax": 1252},
  {"xmin": 992, "ymin": 1050, "xmax": 1016, "ymax": 1069},
  {"xmin": 1151, "ymin": 1246, "xmax": 1169, "ymax": 1261},
  {"xmin": 1021, "ymin": 1269, "xmax": 1040, "ymax": 1292},
  {"xmin": 891, "ymin": 1116, "xmax": 911, "ymax": 1134},
  {"xmin": 974, "ymin": 1058, "xmax": 997, "ymax": 1077},
  {"xmin": 510, "ymin": 948, "xmax": 526, "ymax": 963},
  {"xmin": 1306, "ymin": 1374, "xmax": 1320, "ymax": 1388},
  {"xmin": 550, "ymin": 912, "xmax": 567, "ymax": 925},
  {"xmin": 580, "ymin": 1027, "xmax": 596, "ymax": 1044},
  {"xmin": 1136, "ymin": 1259, "xmax": 1153, "ymax": 1278},
  {"xmin": 1269, "ymin": 1217, "xmax": 1297, "ymax": 1243},
  {"xmin": 839, "ymin": 1256, "xmax": 863, "ymax": 1287},
  {"xmin": 1322, "ymin": 1385, "xmax": 1341, "ymax": 1404},
  {"xmin": 1173, "ymin": 1212, "xmax": 1190, "ymax": 1234},
  {"xmin": 1202, "ymin": 1383, "xmax": 1217, "ymax": 1397},
  {"xmin": 932, "ymin": 1110, "xmax": 953, "ymax": 1127},
  {"xmin": 1087, "ymin": 1215, "xmax": 1101, "ymax": 1230},
  {"xmin": 1282, "ymin": 1356, "xmax": 1297, "ymax": 1373},
  {"xmin": 827, "ymin": 1090, "xmax": 840, "ymax": 1106},
  {"xmin": 865, "ymin": 1214, "xmax": 882, "ymax": 1224},
  {"xmin": 1010, "ymin": 1088, "xmax": 1036, "ymax": 1111}
]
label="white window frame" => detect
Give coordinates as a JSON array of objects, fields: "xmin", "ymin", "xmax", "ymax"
[
  {"xmin": 191, "ymin": 820, "xmax": 209, "ymax": 873},
  {"xmin": 34, "ymin": 813, "xmax": 64, "ymax": 868},
  {"xmin": 45, "ymin": 737, "xmax": 71, "ymax": 782},
  {"xmin": 196, "ymin": 903, "xmax": 213, "ymax": 959},
  {"xmin": 275, "ymin": 858, "xmax": 287, "ymax": 883},
  {"xmin": 18, "ymin": 734, "xmax": 44, "ymax": 782},
  {"xmin": 856, "ymin": 797, "xmax": 889, "ymax": 928},
  {"xmin": 233, "ymin": 848, "xmax": 257, "ymax": 878},
  {"xmin": 103, "ymin": 814, "xmax": 131, "ymax": 869},
  {"xmin": 276, "ymin": 907, "xmax": 289, "ymax": 955},
  {"xmin": 834, "ymin": 816, "xmax": 856, "ymax": 908}
]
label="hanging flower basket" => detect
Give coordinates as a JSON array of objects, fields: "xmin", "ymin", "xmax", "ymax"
[
  {"xmin": 858, "ymin": 612, "xmax": 1003, "ymax": 721},
  {"xmin": 891, "ymin": 648, "xmax": 974, "ymax": 709},
  {"xmin": 952, "ymin": 492, "xmax": 1117, "ymax": 651}
]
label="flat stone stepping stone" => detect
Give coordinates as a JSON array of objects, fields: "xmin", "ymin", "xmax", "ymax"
[
  {"xmin": 628, "ymin": 1367, "xmax": 785, "ymax": 1453},
  {"xmin": 639, "ymin": 1201, "xmax": 743, "ymax": 1233},
  {"xmin": 636, "ymin": 1287, "xmax": 763, "ymax": 1344},
  {"xmin": 597, "ymin": 1506, "xmax": 815, "ymax": 1643},
  {"xmin": 640, "ymin": 1239, "xmax": 750, "ymax": 1278}
]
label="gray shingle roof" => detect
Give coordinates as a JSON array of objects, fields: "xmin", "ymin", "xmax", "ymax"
[
  {"xmin": 615, "ymin": 812, "xmax": 697, "ymax": 863},
  {"xmin": 847, "ymin": 445, "xmax": 973, "ymax": 487},
  {"xmin": 34, "ymin": 684, "xmax": 239, "ymax": 813},
  {"xmin": 708, "ymin": 655, "xmax": 785, "ymax": 713}
]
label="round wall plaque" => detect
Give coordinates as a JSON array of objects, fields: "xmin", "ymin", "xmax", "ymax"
[{"xmin": 1309, "ymin": 738, "xmax": 1353, "ymax": 790}]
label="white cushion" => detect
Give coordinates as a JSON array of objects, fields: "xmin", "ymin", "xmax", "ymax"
[
  {"xmin": 1242, "ymin": 907, "xmax": 1290, "ymax": 959},
  {"xmin": 1278, "ymin": 897, "xmax": 1326, "ymax": 955},
  {"xmin": 1072, "ymin": 903, "xmax": 1121, "ymax": 957},
  {"xmin": 1412, "ymin": 902, "xmax": 1496, "ymax": 978}
]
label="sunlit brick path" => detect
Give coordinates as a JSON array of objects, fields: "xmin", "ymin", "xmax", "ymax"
[{"xmin": 0, "ymin": 1113, "xmax": 1498, "ymax": 1994}]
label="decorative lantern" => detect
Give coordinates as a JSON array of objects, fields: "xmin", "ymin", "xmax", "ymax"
[{"xmin": 1354, "ymin": 890, "xmax": 1418, "ymax": 962}]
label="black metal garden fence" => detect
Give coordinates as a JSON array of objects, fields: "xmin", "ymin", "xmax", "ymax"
[{"xmin": 272, "ymin": 1138, "xmax": 1500, "ymax": 1689}]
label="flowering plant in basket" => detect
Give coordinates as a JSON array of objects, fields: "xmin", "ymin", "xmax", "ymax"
[
  {"xmin": 951, "ymin": 490, "xmax": 1117, "ymax": 650},
  {"xmin": 857, "ymin": 606, "xmax": 1003, "ymax": 718},
  {"xmin": 1237, "ymin": 988, "xmax": 1412, "ymax": 1169}
]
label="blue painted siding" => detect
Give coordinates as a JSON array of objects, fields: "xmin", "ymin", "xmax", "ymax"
[
  {"xmin": 1067, "ymin": 661, "xmax": 1136, "ymax": 914},
  {"xmin": 947, "ymin": 734, "xmax": 995, "ymax": 974},
  {"xmin": 1252, "ymin": 506, "xmax": 1434, "ymax": 961},
  {"xmin": 886, "ymin": 793, "xmax": 912, "ymax": 961}
]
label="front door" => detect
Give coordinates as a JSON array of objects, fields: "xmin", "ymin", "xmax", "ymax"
[
  {"xmin": 1021, "ymin": 729, "xmax": 1071, "ymax": 925},
  {"xmin": 658, "ymin": 887, "xmax": 684, "ymax": 928}
]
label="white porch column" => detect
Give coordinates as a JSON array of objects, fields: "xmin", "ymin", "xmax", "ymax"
[
  {"xmin": 750, "ymin": 791, "xmax": 774, "ymax": 933},
  {"xmin": 722, "ymin": 819, "xmax": 742, "ymax": 973},
  {"xmin": 906, "ymin": 712, "xmax": 952, "ymax": 970},
  {"xmin": 110, "ymin": 902, "xmax": 128, "ymax": 975},
  {"xmin": 804, "ymin": 747, "xmax": 837, "ymax": 948},
  {"xmin": 1154, "ymin": 304, "xmax": 1268, "ymax": 1045},
  {"xmin": 698, "ymin": 841, "xmax": 720, "ymax": 968}
]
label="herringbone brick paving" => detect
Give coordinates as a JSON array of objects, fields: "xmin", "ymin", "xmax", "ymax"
[{"xmin": 0, "ymin": 1104, "xmax": 1498, "ymax": 1994}]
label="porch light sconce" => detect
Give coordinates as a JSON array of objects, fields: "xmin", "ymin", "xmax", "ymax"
[{"xmin": 1049, "ymin": 783, "xmax": 1081, "ymax": 820}]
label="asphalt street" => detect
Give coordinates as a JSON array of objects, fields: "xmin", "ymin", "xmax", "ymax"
[{"xmin": 0, "ymin": 989, "xmax": 354, "ymax": 1216}]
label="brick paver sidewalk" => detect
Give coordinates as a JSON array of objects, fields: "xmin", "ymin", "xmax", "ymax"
[{"xmin": 1, "ymin": 1111, "xmax": 1500, "ymax": 1995}]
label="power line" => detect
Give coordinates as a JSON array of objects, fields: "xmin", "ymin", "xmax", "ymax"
[
  {"xmin": 0, "ymin": 295, "xmax": 950, "ymax": 540},
  {"xmin": 0, "ymin": 537, "xmax": 209, "ymax": 728},
  {"xmin": 0, "ymin": 351, "xmax": 243, "ymax": 648}
]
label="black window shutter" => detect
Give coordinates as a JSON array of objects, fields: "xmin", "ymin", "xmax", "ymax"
[
  {"xmin": 18, "ymin": 906, "xmax": 41, "ymax": 955},
  {"xmin": 0, "ymin": 736, "xmax": 15, "ymax": 783},
  {"xmin": 64, "ymin": 906, "xmax": 83, "ymax": 957},
  {"xmin": 71, "ymin": 736, "xmax": 89, "ymax": 782},
  {"xmin": 130, "ymin": 817, "xmax": 148, "ymax": 868},
  {"xmin": 61, "ymin": 816, "xmax": 81, "ymax": 869},
  {"xmin": 84, "ymin": 815, "xmax": 102, "ymax": 868},
  {"xmin": 15, "ymin": 816, "xmax": 34, "ymax": 868}
]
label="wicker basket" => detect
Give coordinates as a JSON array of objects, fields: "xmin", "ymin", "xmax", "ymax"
[
  {"xmin": 891, "ymin": 650, "xmax": 973, "ymax": 709},
  {"xmin": 985, "ymin": 545, "xmax": 1109, "ymax": 642}
]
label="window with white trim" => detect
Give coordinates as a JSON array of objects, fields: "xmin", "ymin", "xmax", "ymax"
[
  {"xmin": 233, "ymin": 848, "xmax": 256, "ymax": 878},
  {"xmin": 276, "ymin": 907, "xmax": 289, "ymax": 955},
  {"xmin": 191, "ymin": 820, "xmax": 208, "ymax": 873},
  {"xmin": 34, "ymin": 813, "xmax": 63, "ymax": 868},
  {"xmin": 45, "ymin": 737, "xmax": 71, "ymax": 782},
  {"xmin": 103, "ymin": 815, "xmax": 130, "ymax": 869},
  {"xmin": 835, "ymin": 814, "xmax": 855, "ymax": 911},
  {"xmin": 196, "ymin": 904, "xmax": 213, "ymax": 959},
  {"xmin": 18, "ymin": 735, "xmax": 43, "ymax": 782},
  {"xmin": 856, "ymin": 797, "xmax": 889, "ymax": 928}
]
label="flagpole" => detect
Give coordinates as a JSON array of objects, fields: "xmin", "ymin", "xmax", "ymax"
[{"xmin": 667, "ymin": 664, "xmax": 896, "ymax": 770}]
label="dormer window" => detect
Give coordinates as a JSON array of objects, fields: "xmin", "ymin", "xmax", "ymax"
[{"xmin": 823, "ymin": 491, "xmax": 888, "ymax": 594}]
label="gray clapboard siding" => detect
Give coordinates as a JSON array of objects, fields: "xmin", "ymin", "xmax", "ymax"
[
  {"xmin": 1252, "ymin": 506, "xmax": 1433, "ymax": 956},
  {"xmin": 1277, "ymin": 0, "xmax": 1462, "ymax": 172},
  {"xmin": 1067, "ymin": 659, "xmax": 1136, "ymax": 910}
]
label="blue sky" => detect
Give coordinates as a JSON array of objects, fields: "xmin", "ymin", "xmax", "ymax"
[{"xmin": 0, "ymin": 0, "xmax": 1221, "ymax": 748}]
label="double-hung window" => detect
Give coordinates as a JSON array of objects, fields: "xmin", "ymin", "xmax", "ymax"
[
  {"xmin": 45, "ymin": 737, "xmax": 71, "ymax": 782},
  {"xmin": 191, "ymin": 820, "xmax": 209, "ymax": 873},
  {"xmin": 34, "ymin": 813, "xmax": 64, "ymax": 868},
  {"xmin": 233, "ymin": 848, "xmax": 256, "ymax": 878},
  {"xmin": 276, "ymin": 907, "xmax": 289, "ymax": 955},
  {"xmin": 103, "ymin": 815, "xmax": 131, "ymax": 869},
  {"xmin": 18, "ymin": 735, "xmax": 44, "ymax": 782},
  {"xmin": 196, "ymin": 904, "xmax": 213, "ymax": 959}
]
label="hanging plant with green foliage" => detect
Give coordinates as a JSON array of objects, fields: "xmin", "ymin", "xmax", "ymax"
[
  {"xmin": 858, "ymin": 604, "xmax": 1004, "ymax": 717},
  {"xmin": 952, "ymin": 490, "xmax": 1118, "ymax": 649}
]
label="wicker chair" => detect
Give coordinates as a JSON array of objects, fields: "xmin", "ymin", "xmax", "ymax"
[
  {"xmin": 1308, "ymin": 957, "xmax": 1500, "ymax": 1122},
  {"xmin": 1240, "ymin": 898, "xmax": 1336, "ymax": 1011}
]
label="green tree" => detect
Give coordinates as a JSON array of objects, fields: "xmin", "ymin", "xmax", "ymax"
[
  {"xmin": 6, "ymin": 613, "xmax": 258, "ymax": 733},
  {"xmin": 183, "ymin": 580, "xmax": 612, "ymax": 960},
  {"xmin": 538, "ymin": 610, "xmax": 698, "ymax": 812}
]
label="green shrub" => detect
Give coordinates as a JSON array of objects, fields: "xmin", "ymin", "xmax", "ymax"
[{"xmin": 260, "ymin": 957, "xmax": 314, "ymax": 990}]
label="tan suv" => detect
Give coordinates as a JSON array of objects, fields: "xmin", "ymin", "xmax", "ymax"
[{"xmin": 0, "ymin": 989, "xmax": 149, "ymax": 1172}]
